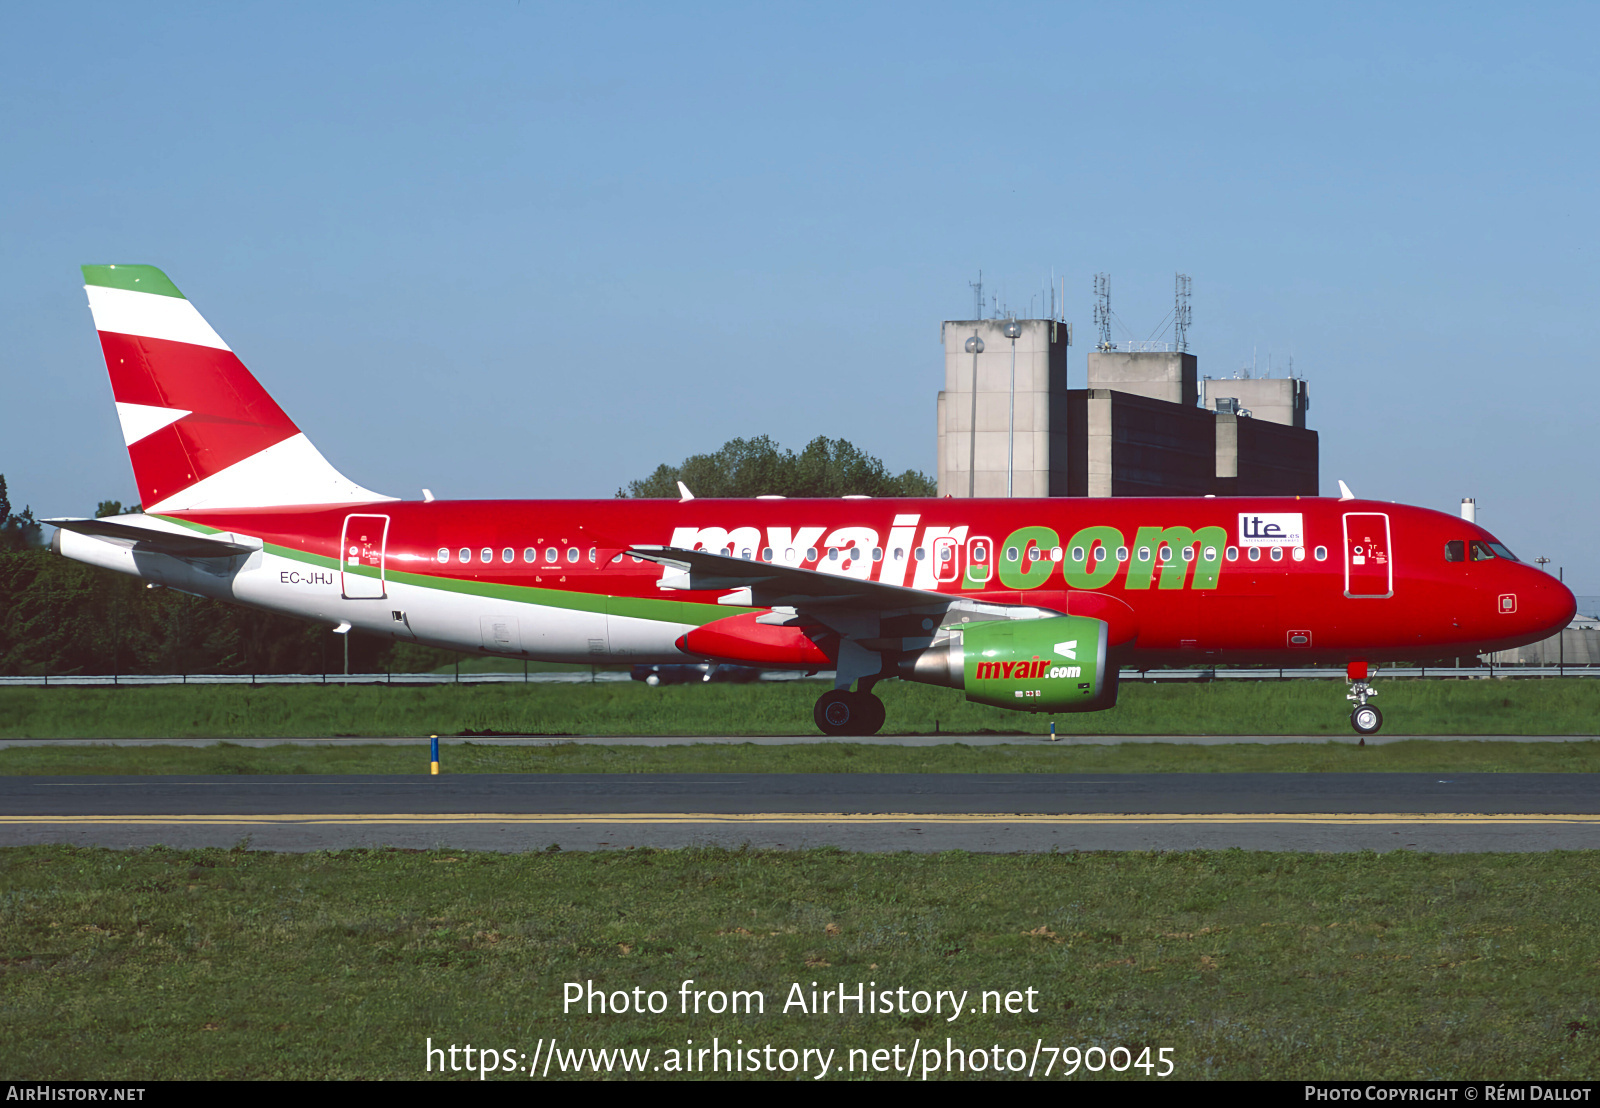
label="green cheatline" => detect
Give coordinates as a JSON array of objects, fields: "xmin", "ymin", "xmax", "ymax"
[{"xmin": 81, "ymin": 265, "xmax": 186, "ymax": 299}]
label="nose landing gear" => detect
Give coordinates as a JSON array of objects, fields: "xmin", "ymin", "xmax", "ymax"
[{"xmin": 1345, "ymin": 660, "xmax": 1381, "ymax": 736}]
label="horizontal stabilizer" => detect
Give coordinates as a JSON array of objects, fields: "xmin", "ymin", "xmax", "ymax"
[{"xmin": 45, "ymin": 517, "xmax": 258, "ymax": 559}]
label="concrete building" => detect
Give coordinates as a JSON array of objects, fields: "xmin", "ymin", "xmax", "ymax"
[
  {"xmin": 937, "ymin": 318, "xmax": 1072, "ymax": 498},
  {"xmin": 1202, "ymin": 376, "xmax": 1310, "ymax": 428},
  {"xmin": 937, "ymin": 320, "xmax": 1319, "ymax": 498}
]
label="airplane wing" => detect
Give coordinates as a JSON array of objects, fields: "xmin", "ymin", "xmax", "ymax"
[
  {"xmin": 626, "ymin": 545, "xmax": 966, "ymax": 613},
  {"xmin": 45, "ymin": 518, "xmax": 259, "ymax": 559}
]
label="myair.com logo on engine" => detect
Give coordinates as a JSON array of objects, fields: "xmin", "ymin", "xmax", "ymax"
[{"xmin": 975, "ymin": 640, "xmax": 1081, "ymax": 681}]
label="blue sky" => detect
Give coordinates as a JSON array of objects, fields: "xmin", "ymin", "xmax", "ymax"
[{"xmin": 3, "ymin": 3, "xmax": 1596, "ymax": 591}]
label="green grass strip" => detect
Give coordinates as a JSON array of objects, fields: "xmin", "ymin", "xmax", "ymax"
[
  {"xmin": 4, "ymin": 845, "xmax": 1599, "ymax": 1080},
  {"xmin": 2, "ymin": 678, "xmax": 1598, "ymax": 740}
]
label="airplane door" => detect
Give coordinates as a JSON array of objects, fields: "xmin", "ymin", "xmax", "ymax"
[
  {"xmin": 1343, "ymin": 512, "xmax": 1392, "ymax": 599},
  {"xmin": 341, "ymin": 514, "xmax": 389, "ymax": 599}
]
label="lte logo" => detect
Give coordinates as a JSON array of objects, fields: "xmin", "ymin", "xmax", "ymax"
[{"xmin": 1498, "ymin": 594, "xmax": 1518, "ymax": 614}]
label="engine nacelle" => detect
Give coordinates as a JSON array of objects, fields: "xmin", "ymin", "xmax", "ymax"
[{"xmin": 899, "ymin": 615, "xmax": 1117, "ymax": 713}]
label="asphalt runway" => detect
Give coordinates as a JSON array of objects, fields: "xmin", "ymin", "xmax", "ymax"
[{"xmin": 4, "ymin": 771, "xmax": 1598, "ymax": 853}]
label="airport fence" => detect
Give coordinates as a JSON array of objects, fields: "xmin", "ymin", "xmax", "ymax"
[{"xmin": 1, "ymin": 665, "xmax": 1596, "ymax": 687}]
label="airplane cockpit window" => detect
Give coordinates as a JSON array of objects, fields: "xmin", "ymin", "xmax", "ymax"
[
  {"xmin": 1445, "ymin": 540, "xmax": 1465, "ymax": 562},
  {"xmin": 1470, "ymin": 541, "xmax": 1498, "ymax": 561},
  {"xmin": 1489, "ymin": 542, "xmax": 1518, "ymax": 561}
]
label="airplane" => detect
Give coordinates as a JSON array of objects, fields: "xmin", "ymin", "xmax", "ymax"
[{"xmin": 49, "ymin": 265, "xmax": 1577, "ymax": 736}]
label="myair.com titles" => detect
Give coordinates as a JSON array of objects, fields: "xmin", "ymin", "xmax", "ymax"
[{"xmin": 564, "ymin": 979, "xmax": 1040, "ymax": 1022}]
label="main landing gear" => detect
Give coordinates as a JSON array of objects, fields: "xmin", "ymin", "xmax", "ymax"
[
  {"xmin": 1346, "ymin": 661, "xmax": 1382, "ymax": 736},
  {"xmin": 814, "ymin": 687, "xmax": 886, "ymax": 737}
]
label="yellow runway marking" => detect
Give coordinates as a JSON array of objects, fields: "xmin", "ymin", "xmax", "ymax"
[{"xmin": 3, "ymin": 813, "xmax": 1600, "ymax": 827}]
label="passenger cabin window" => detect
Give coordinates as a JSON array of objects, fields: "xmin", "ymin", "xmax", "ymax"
[
  {"xmin": 459, "ymin": 547, "xmax": 471, "ymax": 563},
  {"xmin": 1071, "ymin": 546, "xmax": 1086, "ymax": 562},
  {"xmin": 502, "ymin": 548, "xmax": 514, "ymax": 564},
  {"xmin": 914, "ymin": 547, "xmax": 926, "ymax": 560},
  {"xmin": 1313, "ymin": 546, "xmax": 1328, "ymax": 561},
  {"xmin": 1116, "ymin": 547, "xmax": 1129, "ymax": 562},
  {"xmin": 1292, "ymin": 546, "xmax": 1305, "ymax": 562},
  {"xmin": 1181, "ymin": 546, "xmax": 1195, "ymax": 562},
  {"xmin": 871, "ymin": 548, "xmax": 883, "ymax": 562},
  {"xmin": 1270, "ymin": 546, "xmax": 1284, "ymax": 561},
  {"xmin": 523, "ymin": 547, "xmax": 536, "ymax": 563},
  {"xmin": 566, "ymin": 548, "xmax": 579, "ymax": 563},
  {"xmin": 480, "ymin": 547, "xmax": 493, "ymax": 564},
  {"xmin": 437, "ymin": 548, "xmax": 450, "ymax": 563},
  {"xmin": 808, "ymin": 547, "xmax": 820, "ymax": 561},
  {"xmin": 1203, "ymin": 546, "xmax": 1218, "ymax": 561},
  {"xmin": 1445, "ymin": 540, "xmax": 1465, "ymax": 563},
  {"xmin": 588, "ymin": 548, "xmax": 597, "ymax": 564},
  {"xmin": 1137, "ymin": 547, "xmax": 1151, "ymax": 562},
  {"xmin": 545, "ymin": 547, "xmax": 558, "ymax": 563},
  {"xmin": 1225, "ymin": 546, "xmax": 1239, "ymax": 561},
  {"xmin": 1247, "ymin": 547, "xmax": 1262, "ymax": 562}
]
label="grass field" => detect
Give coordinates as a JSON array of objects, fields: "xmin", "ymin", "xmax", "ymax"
[
  {"xmin": 2, "ymin": 677, "xmax": 1598, "ymax": 740},
  {"xmin": 6, "ymin": 738, "xmax": 1600, "ymax": 776},
  {"xmin": 4, "ymin": 844, "xmax": 1599, "ymax": 1080}
]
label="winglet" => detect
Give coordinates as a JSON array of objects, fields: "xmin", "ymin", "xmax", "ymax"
[
  {"xmin": 1337, "ymin": 480, "xmax": 1355, "ymax": 501},
  {"xmin": 677, "ymin": 481, "xmax": 695, "ymax": 503}
]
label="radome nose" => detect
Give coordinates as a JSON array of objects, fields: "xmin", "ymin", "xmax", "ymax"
[{"xmin": 1527, "ymin": 577, "xmax": 1578, "ymax": 637}]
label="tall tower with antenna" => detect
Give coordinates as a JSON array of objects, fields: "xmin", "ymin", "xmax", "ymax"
[
  {"xmin": 1174, "ymin": 273, "xmax": 1192, "ymax": 353},
  {"xmin": 969, "ymin": 271, "xmax": 984, "ymax": 320},
  {"xmin": 1093, "ymin": 273, "xmax": 1114, "ymax": 351}
]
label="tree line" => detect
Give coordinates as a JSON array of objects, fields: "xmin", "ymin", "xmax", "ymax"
[{"xmin": 0, "ymin": 439, "xmax": 933, "ymax": 676}]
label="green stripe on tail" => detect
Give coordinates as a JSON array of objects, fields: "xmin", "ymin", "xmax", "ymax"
[{"xmin": 81, "ymin": 265, "xmax": 186, "ymax": 299}]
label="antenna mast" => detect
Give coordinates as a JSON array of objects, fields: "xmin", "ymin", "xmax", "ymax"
[
  {"xmin": 1093, "ymin": 273, "xmax": 1115, "ymax": 351},
  {"xmin": 969, "ymin": 270, "xmax": 983, "ymax": 320},
  {"xmin": 1174, "ymin": 273, "xmax": 1192, "ymax": 353}
]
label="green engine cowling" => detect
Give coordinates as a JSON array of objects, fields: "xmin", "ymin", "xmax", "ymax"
[{"xmin": 900, "ymin": 615, "xmax": 1118, "ymax": 713}]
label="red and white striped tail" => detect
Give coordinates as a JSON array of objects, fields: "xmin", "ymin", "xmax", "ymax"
[{"xmin": 82, "ymin": 264, "xmax": 392, "ymax": 512}]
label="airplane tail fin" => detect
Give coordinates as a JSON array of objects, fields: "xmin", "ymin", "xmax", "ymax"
[{"xmin": 81, "ymin": 264, "xmax": 392, "ymax": 513}]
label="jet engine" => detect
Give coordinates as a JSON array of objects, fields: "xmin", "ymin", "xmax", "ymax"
[{"xmin": 898, "ymin": 615, "xmax": 1118, "ymax": 712}]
